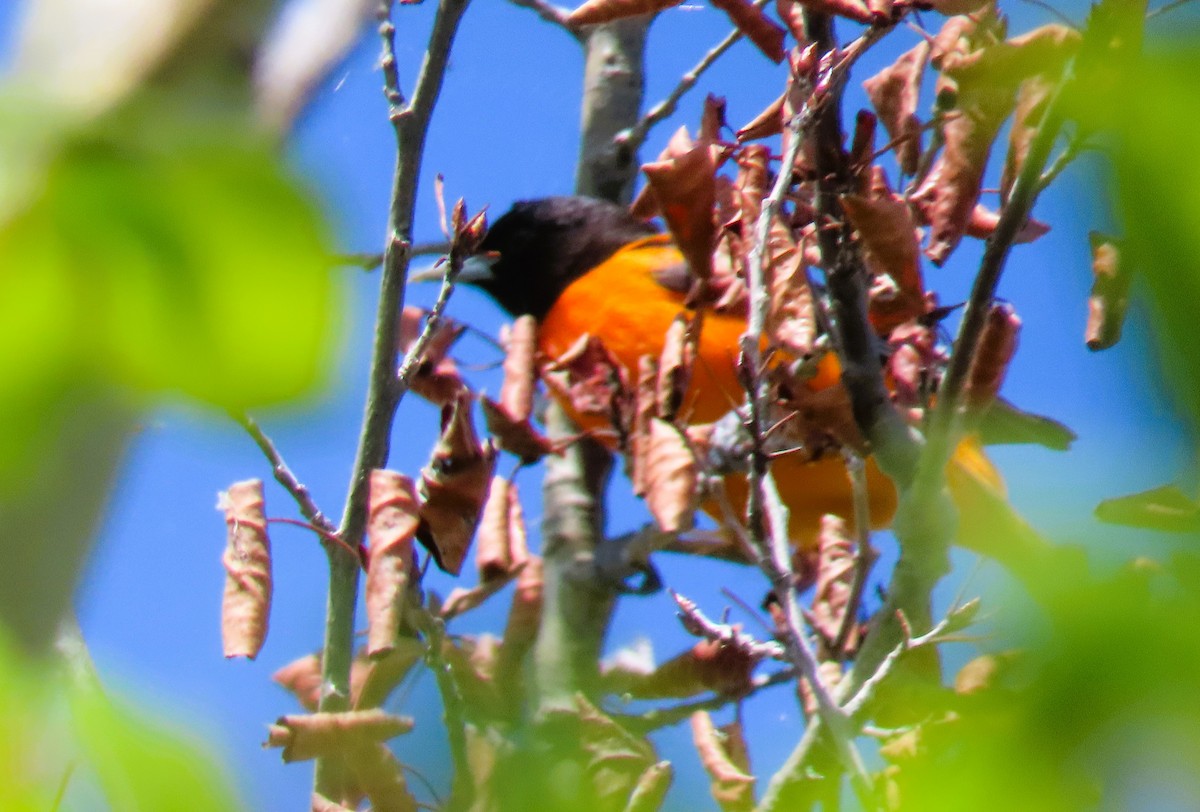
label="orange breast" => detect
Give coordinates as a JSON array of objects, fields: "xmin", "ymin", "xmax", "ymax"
[
  {"xmin": 539, "ymin": 235, "xmax": 745, "ymax": 425},
  {"xmin": 535, "ymin": 235, "xmax": 900, "ymax": 547}
]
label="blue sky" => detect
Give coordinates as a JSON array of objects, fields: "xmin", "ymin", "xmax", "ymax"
[{"xmin": 4, "ymin": 0, "xmax": 1198, "ymax": 808}]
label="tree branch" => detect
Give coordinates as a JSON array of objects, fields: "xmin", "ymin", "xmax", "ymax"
[{"xmin": 316, "ymin": 0, "xmax": 472, "ymax": 798}]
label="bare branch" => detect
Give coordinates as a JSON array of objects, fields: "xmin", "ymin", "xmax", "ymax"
[
  {"xmin": 619, "ymin": 0, "xmax": 771, "ymax": 153},
  {"xmin": 317, "ymin": 0, "xmax": 472, "ymax": 797},
  {"xmin": 614, "ymin": 668, "xmax": 798, "ymax": 734}
]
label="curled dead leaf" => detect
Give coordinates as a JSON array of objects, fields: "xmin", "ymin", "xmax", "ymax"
[
  {"xmin": 863, "ymin": 39, "xmax": 931, "ymax": 176},
  {"xmin": 265, "ymin": 708, "xmax": 414, "ymax": 763},
  {"xmin": 417, "ymin": 394, "xmax": 497, "ymax": 575},
  {"xmin": 736, "ymin": 89, "xmax": 785, "ymax": 142},
  {"xmin": 541, "ymin": 333, "xmax": 632, "ymax": 439},
  {"xmin": 631, "ymin": 355, "xmax": 659, "ymax": 496},
  {"xmin": 810, "ymin": 514, "xmax": 857, "ymax": 652},
  {"xmin": 345, "ymin": 742, "xmax": 419, "ymax": 812},
  {"xmin": 220, "ymin": 479, "xmax": 272, "ymax": 660},
  {"xmin": 643, "ymin": 143, "xmax": 718, "ymax": 281},
  {"xmin": 273, "ymin": 653, "xmax": 322, "ymax": 712},
  {"xmin": 963, "ymin": 302, "xmax": 1021, "ymax": 409},
  {"xmin": 841, "ymin": 183, "xmax": 925, "ymax": 333},
  {"xmin": 656, "ymin": 314, "xmax": 698, "ymax": 422},
  {"xmin": 1086, "ymin": 232, "xmax": 1130, "ymax": 351},
  {"xmin": 500, "ymin": 315, "xmax": 538, "ymax": 422},
  {"xmin": 476, "ymin": 476, "xmax": 518, "ymax": 582},
  {"xmin": 964, "ymin": 204, "xmax": 1050, "ymax": 244},
  {"xmin": 711, "ymin": 0, "xmax": 786, "ymax": 63},
  {"xmin": 365, "ymin": 470, "xmax": 420, "ymax": 658},
  {"xmin": 480, "ymin": 397, "xmax": 556, "ymax": 464},
  {"xmin": 398, "ymin": 305, "xmax": 466, "ymax": 406},
  {"xmin": 644, "ymin": 418, "xmax": 699, "ymax": 533},
  {"xmin": 691, "ymin": 711, "xmax": 756, "ymax": 811}
]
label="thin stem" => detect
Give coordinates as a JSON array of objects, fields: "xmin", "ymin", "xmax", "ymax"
[
  {"xmin": 832, "ymin": 450, "xmax": 876, "ymax": 660},
  {"xmin": 396, "ymin": 256, "xmax": 462, "ymax": 392},
  {"xmin": 922, "ymin": 62, "xmax": 1073, "ymax": 479},
  {"xmin": 619, "ymin": 0, "xmax": 771, "ymax": 153},
  {"xmin": 614, "ymin": 668, "xmax": 798, "ymax": 734},
  {"xmin": 230, "ymin": 411, "xmax": 337, "ymax": 536},
  {"xmin": 316, "ymin": 0, "xmax": 471, "ymax": 799}
]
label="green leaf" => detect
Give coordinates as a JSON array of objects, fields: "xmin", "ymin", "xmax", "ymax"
[
  {"xmin": 71, "ymin": 686, "xmax": 245, "ymax": 812},
  {"xmin": 1073, "ymin": 47, "xmax": 1200, "ymax": 423},
  {"xmin": 0, "ymin": 99, "xmax": 337, "ymax": 414},
  {"xmin": 1095, "ymin": 483, "xmax": 1200, "ymax": 533}
]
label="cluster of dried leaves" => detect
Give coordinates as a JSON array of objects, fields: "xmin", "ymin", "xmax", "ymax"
[{"xmin": 213, "ymin": 0, "xmax": 1151, "ymax": 807}]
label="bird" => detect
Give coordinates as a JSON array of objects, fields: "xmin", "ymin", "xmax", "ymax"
[{"xmin": 448, "ymin": 195, "xmax": 904, "ymax": 546}]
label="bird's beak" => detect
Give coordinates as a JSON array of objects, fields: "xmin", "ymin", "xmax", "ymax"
[{"xmin": 409, "ymin": 254, "xmax": 497, "ymax": 285}]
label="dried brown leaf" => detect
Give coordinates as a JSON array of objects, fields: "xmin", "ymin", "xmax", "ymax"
[
  {"xmin": 625, "ymin": 761, "xmax": 674, "ymax": 812},
  {"xmin": 273, "ymin": 653, "xmax": 322, "ymax": 712},
  {"xmin": 644, "ymin": 418, "xmax": 698, "ymax": 533},
  {"xmin": 910, "ymin": 85, "xmax": 1015, "ymax": 265},
  {"xmin": 943, "ymin": 23, "xmax": 1082, "ymax": 92},
  {"xmin": 500, "ymin": 315, "xmax": 538, "ymax": 422},
  {"xmin": 809, "ymin": 514, "xmax": 856, "ymax": 647},
  {"xmin": 1086, "ymin": 232, "xmax": 1131, "ymax": 351},
  {"xmin": 541, "ymin": 333, "xmax": 632, "ymax": 435},
  {"xmin": 476, "ymin": 476, "xmax": 515, "ymax": 582},
  {"xmin": 497, "ymin": 555, "xmax": 544, "ymax": 675},
  {"xmin": 656, "ymin": 314, "xmax": 698, "ymax": 422},
  {"xmin": 841, "ymin": 186, "xmax": 925, "ymax": 332},
  {"xmin": 963, "ymin": 302, "xmax": 1021, "ymax": 408},
  {"xmin": 964, "ymin": 204, "xmax": 1050, "ymax": 243},
  {"xmin": 480, "ymin": 396, "xmax": 557, "ymax": 464},
  {"xmin": 736, "ymin": 89, "xmax": 785, "ymax": 142},
  {"xmin": 1001, "ymin": 72, "xmax": 1055, "ymax": 203},
  {"xmin": 691, "ymin": 711, "xmax": 756, "ymax": 811},
  {"xmin": 311, "ymin": 794, "xmax": 355, "ymax": 812},
  {"xmin": 572, "ymin": 695, "xmax": 658, "ymax": 804},
  {"xmin": 631, "ymin": 355, "xmax": 659, "ymax": 496},
  {"xmin": 345, "ymin": 742, "xmax": 418, "ymax": 812},
  {"xmin": 265, "ymin": 708, "xmax": 414, "ymax": 763},
  {"xmin": 643, "ymin": 144, "xmax": 718, "ymax": 281},
  {"xmin": 417, "ymin": 394, "xmax": 497, "ymax": 575},
  {"xmin": 768, "ymin": 248, "xmax": 816, "ymax": 356},
  {"xmin": 568, "ymin": 0, "xmax": 682, "ymax": 25},
  {"xmin": 398, "ymin": 305, "xmax": 467, "ymax": 406},
  {"xmin": 220, "ymin": 479, "xmax": 271, "ymax": 660},
  {"xmin": 354, "ymin": 639, "xmax": 426, "ymax": 709},
  {"xmin": 365, "ymin": 470, "xmax": 419, "ymax": 658},
  {"xmin": 711, "ymin": 0, "xmax": 786, "ymax": 63},
  {"xmin": 863, "ymin": 39, "xmax": 931, "ymax": 176}
]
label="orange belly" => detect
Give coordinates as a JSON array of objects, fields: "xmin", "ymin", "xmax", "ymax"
[{"xmin": 536, "ymin": 235, "xmax": 899, "ymax": 547}]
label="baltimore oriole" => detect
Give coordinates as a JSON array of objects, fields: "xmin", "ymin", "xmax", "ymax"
[{"xmin": 453, "ymin": 195, "xmax": 905, "ymax": 544}]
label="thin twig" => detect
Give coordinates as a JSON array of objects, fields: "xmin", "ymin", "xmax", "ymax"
[
  {"xmin": 265, "ymin": 518, "xmax": 362, "ymax": 562},
  {"xmin": 739, "ymin": 37, "xmax": 883, "ymax": 808},
  {"xmin": 230, "ymin": 411, "xmax": 337, "ymax": 536},
  {"xmin": 619, "ymin": 0, "xmax": 771, "ymax": 153},
  {"xmin": 921, "ymin": 60, "xmax": 1074, "ymax": 480},
  {"xmin": 507, "ymin": 0, "xmax": 581, "ymax": 36},
  {"xmin": 397, "ymin": 253, "xmax": 463, "ymax": 391},
  {"xmin": 832, "ymin": 449, "xmax": 875, "ymax": 659},
  {"xmin": 413, "ymin": 612, "xmax": 474, "ymax": 808},
  {"xmin": 841, "ymin": 613, "xmax": 952, "ymax": 718},
  {"xmin": 614, "ymin": 668, "xmax": 798, "ymax": 734}
]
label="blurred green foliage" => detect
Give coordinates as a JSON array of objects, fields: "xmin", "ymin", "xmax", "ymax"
[{"xmin": 0, "ymin": 629, "xmax": 244, "ymax": 811}]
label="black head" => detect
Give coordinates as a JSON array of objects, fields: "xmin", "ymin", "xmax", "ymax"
[{"xmin": 463, "ymin": 196, "xmax": 659, "ymax": 320}]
